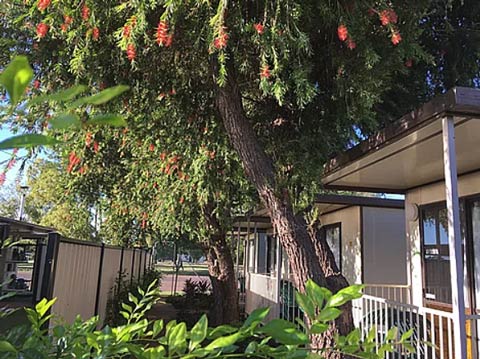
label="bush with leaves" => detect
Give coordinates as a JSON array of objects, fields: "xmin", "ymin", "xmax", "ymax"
[
  {"xmin": 104, "ymin": 267, "xmax": 162, "ymax": 327},
  {"xmin": 0, "ymin": 280, "xmax": 415, "ymax": 359}
]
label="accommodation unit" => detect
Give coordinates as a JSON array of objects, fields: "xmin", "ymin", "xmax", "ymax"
[
  {"xmin": 322, "ymin": 87, "xmax": 480, "ymax": 358},
  {"xmin": 234, "ymin": 194, "xmax": 406, "ymax": 321}
]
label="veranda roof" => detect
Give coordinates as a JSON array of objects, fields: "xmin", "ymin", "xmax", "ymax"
[{"xmin": 322, "ymin": 87, "xmax": 480, "ymax": 193}]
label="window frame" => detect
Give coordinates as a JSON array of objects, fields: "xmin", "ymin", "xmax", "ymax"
[{"xmin": 322, "ymin": 222, "xmax": 342, "ymax": 271}]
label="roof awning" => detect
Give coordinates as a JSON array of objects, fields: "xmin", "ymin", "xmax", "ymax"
[
  {"xmin": 322, "ymin": 87, "xmax": 480, "ymax": 193},
  {"xmin": 314, "ymin": 194, "xmax": 403, "ymax": 215}
]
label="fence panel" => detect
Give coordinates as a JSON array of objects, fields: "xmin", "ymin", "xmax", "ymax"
[
  {"xmin": 97, "ymin": 247, "xmax": 122, "ymax": 324},
  {"xmin": 122, "ymin": 249, "xmax": 134, "ymax": 280},
  {"xmin": 51, "ymin": 242, "xmax": 101, "ymax": 323}
]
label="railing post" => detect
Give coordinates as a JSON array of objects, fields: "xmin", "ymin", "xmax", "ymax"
[
  {"xmin": 130, "ymin": 247, "xmax": 136, "ymax": 284},
  {"xmin": 39, "ymin": 232, "xmax": 60, "ymax": 328},
  {"xmin": 442, "ymin": 115, "xmax": 467, "ymax": 358},
  {"xmin": 117, "ymin": 246, "xmax": 124, "ymax": 296},
  {"xmin": 40, "ymin": 232, "xmax": 60, "ymax": 301},
  {"xmin": 94, "ymin": 243, "xmax": 105, "ymax": 316}
]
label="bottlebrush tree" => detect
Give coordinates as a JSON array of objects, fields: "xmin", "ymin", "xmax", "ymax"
[{"xmin": 1, "ymin": 0, "xmax": 431, "ymax": 350}]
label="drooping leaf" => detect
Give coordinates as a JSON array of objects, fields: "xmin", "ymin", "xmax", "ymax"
[
  {"xmin": 87, "ymin": 114, "xmax": 127, "ymax": 127},
  {"xmin": 0, "ymin": 134, "xmax": 60, "ymax": 149},
  {"xmin": 70, "ymin": 85, "xmax": 129, "ymax": 106},
  {"xmin": 0, "ymin": 56, "xmax": 33, "ymax": 107},
  {"xmin": 49, "ymin": 113, "xmax": 81, "ymax": 130},
  {"xmin": 242, "ymin": 307, "xmax": 270, "ymax": 329},
  {"xmin": 29, "ymin": 85, "xmax": 88, "ymax": 105}
]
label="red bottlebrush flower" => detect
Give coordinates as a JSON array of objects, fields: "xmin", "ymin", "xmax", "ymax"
[
  {"xmin": 156, "ymin": 20, "xmax": 169, "ymax": 45},
  {"xmin": 93, "ymin": 141, "xmax": 99, "ymax": 153},
  {"xmin": 337, "ymin": 24, "xmax": 348, "ymax": 42},
  {"xmin": 64, "ymin": 15, "xmax": 73, "ymax": 25},
  {"xmin": 36, "ymin": 23, "xmax": 49, "ymax": 38},
  {"xmin": 92, "ymin": 27, "xmax": 100, "ymax": 40},
  {"xmin": 7, "ymin": 159, "xmax": 16, "ymax": 170},
  {"xmin": 79, "ymin": 166, "xmax": 86, "ymax": 175},
  {"xmin": 12, "ymin": 148, "xmax": 18, "ymax": 155},
  {"xmin": 379, "ymin": 9, "xmax": 398, "ymax": 26},
  {"xmin": 160, "ymin": 152, "xmax": 167, "ymax": 161},
  {"xmin": 81, "ymin": 4, "xmax": 90, "ymax": 21},
  {"xmin": 405, "ymin": 59, "xmax": 413, "ymax": 67},
  {"xmin": 141, "ymin": 219, "xmax": 147, "ymax": 229},
  {"xmin": 179, "ymin": 196, "xmax": 184, "ymax": 204},
  {"xmin": 391, "ymin": 30, "xmax": 402, "ymax": 45},
  {"xmin": 122, "ymin": 25, "xmax": 131, "ymax": 38},
  {"xmin": 126, "ymin": 43, "xmax": 136, "ymax": 61},
  {"xmin": 347, "ymin": 38, "xmax": 357, "ymax": 50},
  {"xmin": 260, "ymin": 64, "xmax": 271, "ymax": 79},
  {"xmin": 85, "ymin": 132, "xmax": 92, "ymax": 147},
  {"xmin": 149, "ymin": 143, "xmax": 155, "ymax": 152},
  {"xmin": 169, "ymin": 88, "xmax": 176, "ymax": 95},
  {"xmin": 0, "ymin": 172, "xmax": 5, "ymax": 186},
  {"xmin": 60, "ymin": 23, "xmax": 68, "ymax": 32},
  {"xmin": 37, "ymin": 0, "xmax": 51, "ymax": 11},
  {"xmin": 213, "ymin": 27, "xmax": 229, "ymax": 49},
  {"xmin": 165, "ymin": 34, "xmax": 173, "ymax": 47},
  {"xmin": 33, "ymin": 79, "xmax": 41, "ymax": 89},
  {"xmin": 67, "ymin": 152, "xmax": 81, "ymax": 173},
  {"xmin": 254, "ymin": 23, "xmax": 264, "ymax": 35}
]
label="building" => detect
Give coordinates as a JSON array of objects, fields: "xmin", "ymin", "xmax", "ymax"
[
  {"xmin": 235, "ymin": 194, "xmax": 406, "ymax": 321},
  {"xmin": 322, "ymin": 87, "xmax": 480, "ymax": 358}
]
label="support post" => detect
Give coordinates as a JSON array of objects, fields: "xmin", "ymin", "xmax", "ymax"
[
  {"xmin": 235, "ymin": 227, "xmax": 241, "ymax": 277},
  {"xmin": 442, "ymin": 116, "xmax": 467, "ymax": 358},
  {"xmin": 275, "ymin": 229, "xmax": 282, "ymax": 317},
  {"xmin": 130, "ymin": 248, "xmax": 136, "ymax": 284},
  {"xmin": 94, "ymin": 243, "xmax": 105, "ymax": 316}
]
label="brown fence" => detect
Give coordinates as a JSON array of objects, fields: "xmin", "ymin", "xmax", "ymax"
[{"xmin": 40, "ymin": 233, "xmax": 153, "ymax": 325}]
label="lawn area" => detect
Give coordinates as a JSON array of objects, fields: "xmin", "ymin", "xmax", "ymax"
[{"xmin": 156, "ymin": 261, "xmax": 210, "ymax": 277}]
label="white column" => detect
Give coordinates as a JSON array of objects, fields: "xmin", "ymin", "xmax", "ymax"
[{"xmin": 442, "ymin": 116, "xmax": 467, "ymax": 358}]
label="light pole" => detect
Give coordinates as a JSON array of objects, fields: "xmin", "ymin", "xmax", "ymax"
[{"xmin": 18, "ymin": 185, "xmax": 29, "ymax": 221}]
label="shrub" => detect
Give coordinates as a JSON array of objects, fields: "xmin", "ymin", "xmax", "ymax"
[
  {"xmin": 104, "ymin": 267, "xmax": 161, "ymax": 326},
  {"xmin": 0, "ymin": 280, "xmax": 416, "ymax": 359}
]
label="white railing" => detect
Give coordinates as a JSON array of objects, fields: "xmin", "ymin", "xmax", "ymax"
[
  {"xmin": 353, "ymin": 294, "xmax": 457, "ymax": 359},
  {"xmin": 466, "ymin": 314, "xmax": 480, "ymax": 359},
  {"xmin": 363, "ymin": 284, "xmax": 412, "ymax": 304}
]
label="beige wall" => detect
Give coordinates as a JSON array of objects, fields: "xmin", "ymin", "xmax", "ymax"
[
  {"xmin": 406, "ymin": 171, "xmax": 480, "ymax": 306},
  {"xmin": 362, "ymin": 207, "xmax": 407, "ymax": 285},
  {"xmin": 52, "ymin": 242, "xmax": 101, "ymax": 323},
  {"xmin": 320, "ymin": 206, "xmax": 362, "ymax": 284},
  {"xmin": 245, "ymin": 273, "xmax": 279, "ymax": 321},
  {"xmin": 97, "ymin": 247, "xmax": 122, "ymax": 324}
]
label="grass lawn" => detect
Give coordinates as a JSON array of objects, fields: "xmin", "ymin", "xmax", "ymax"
[{"xmin": 156, "ymin": 262, "xmax": 209, "ymax": 277}]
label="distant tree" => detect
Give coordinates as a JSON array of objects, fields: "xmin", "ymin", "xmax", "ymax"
[{"xmin": 24, "ymin": 159, "xmax": 97, "ymax": 240}]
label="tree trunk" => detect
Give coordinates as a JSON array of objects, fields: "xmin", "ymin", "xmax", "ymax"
[
  {"xmin": 214, "ymin": 60, "xmax": 354, "ymax": 355},
  {"xmin": 204, "ymin": 235, "xmax": 240, "ymax": 326}
]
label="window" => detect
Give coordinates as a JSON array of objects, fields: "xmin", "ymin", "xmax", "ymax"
[
  {"xmin": 249, "ymin": 232, "xmax": 277, "ymax": 275},
  {"xmin": 322, "ymin": 223, "xmax": 342, "ymax": 270},
  {"xmin": 421, "ymin": 204, "xmax": 466, "ymax": 304}
]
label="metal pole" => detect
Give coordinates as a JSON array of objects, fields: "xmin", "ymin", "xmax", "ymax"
[
  {"xmin": 442, "ymin": 116, "xmax": 467, "ymax": 358},
  {"xmin": 18, "ymin": 185, "xmax": 29, "ymax": 221},
  {"xmin": 235, "ymin": 225, "xmax": 241, "ymax": 276}
]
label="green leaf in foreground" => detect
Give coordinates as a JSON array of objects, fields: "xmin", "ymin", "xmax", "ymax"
[
  {"xmin": 0, "ymin": 56, "xmax": 33, "ymax": 107},
  {"xmin": 87, "ymin": 114, "xmax": 127, "ymax": 127},
  {"xmin": 29, "ymin": 85, "xmax": 88, "ymax": 105},
  {"xmin": 0, "ymin": 134, "xmax": 60, "ymax": 149},
  {"xmin": 49, "ymin": 113, "xmax": 81, "ymax": 129},
  {"xmin": 259, "ymin": 319, "xmax": 309, "ymax": 345},
  {"xmin": 0, "ymin": 340, "xmax": 16, "ymax": 353},
  {"xmin": 71, "ymin": 85, "xmax": 129, "ymax": 106}
]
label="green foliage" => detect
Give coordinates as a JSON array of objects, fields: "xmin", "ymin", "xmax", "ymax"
[
  {"xmin": 104, "ymin": 268, "xmax": 162, "ymax": 326},
  {"xmin": 0, "ymin": 281, "xmax": 415, "ymax": 358},
  {"xmin": 0, "ymin": 56, "xmax": 129, "ymax": 149}
]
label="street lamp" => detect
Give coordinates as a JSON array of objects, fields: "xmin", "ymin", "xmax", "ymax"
[{"xmin": 18, "ymin": 185, "xmax": 29, "ymax": 221}]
